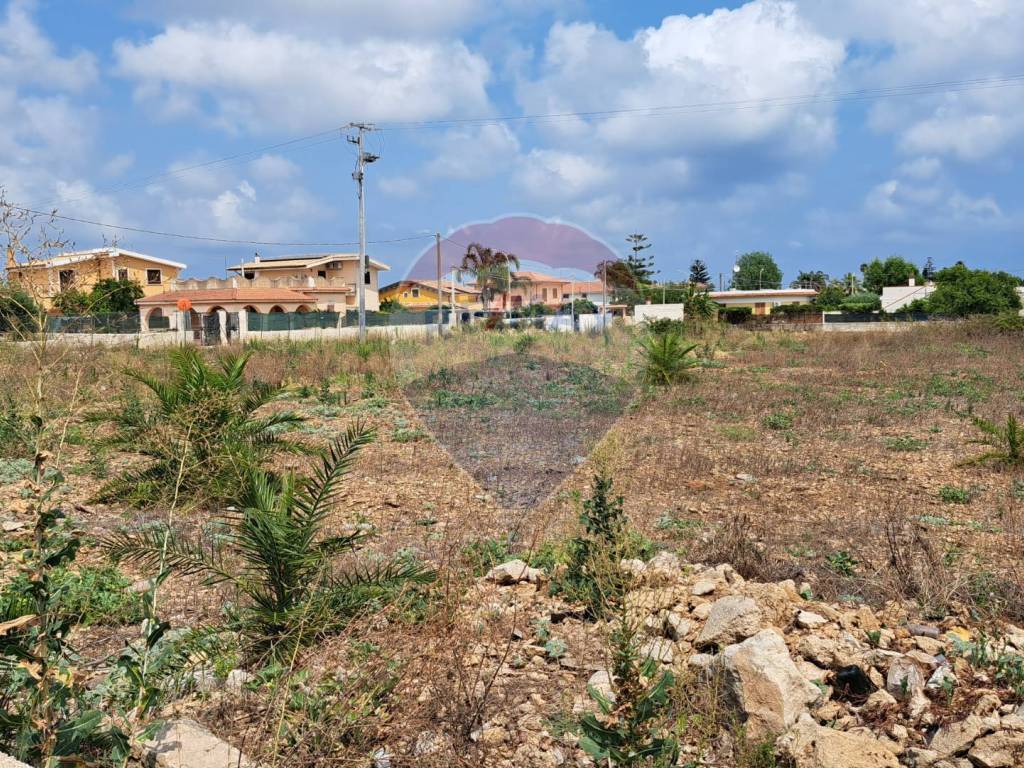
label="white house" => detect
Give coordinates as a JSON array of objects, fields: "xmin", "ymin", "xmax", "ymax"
[
  {"xmin": 880, "ymin": 279, "xmax": 935, "ymax": 312},
  {"xmin": 709, "ymin": 288, "xmax": 817, "ymax": 316}
]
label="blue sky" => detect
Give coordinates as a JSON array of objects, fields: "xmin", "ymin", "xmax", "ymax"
[{"xmin": 3, "ymin": 0, "xmax": 1023, "ymax": 284}]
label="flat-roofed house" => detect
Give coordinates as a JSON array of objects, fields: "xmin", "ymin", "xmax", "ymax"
[
  {"xmin": 6, "ymin": 247, "xmax": 186, "ymax": 310},
  {"xmin": 228, "ymin": 253, "xmax": 389, "ymax": 311},
  {"xmin": 709, "ymin": 288, "xmax": 818, "ymax": 316}
]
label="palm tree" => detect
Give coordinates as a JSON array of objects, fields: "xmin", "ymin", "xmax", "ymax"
[
  {"xmin": 842, "ymin": 272, "xmax": 863, "ymax": 295},
  {"xmin": 103, "ymin": 424, "xmax": 436, "ymax": 658},
  {"xmin": 638, "ymin": 332, "xmax": 700, "ymax": 387},
  {"xmin": 92, "ymin": 347, "xmax": 308, "ymax": 507},
  {"xmin": 961, "ymin": 414, "xmax": 1023, "ymax": 468},
  {"xmin": 460, "ymin": 243, "xmax": 521, "ymax": 310}
]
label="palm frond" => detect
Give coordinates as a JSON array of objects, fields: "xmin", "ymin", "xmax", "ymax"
[
  {"xmin": 333, "ymin": 558, "xmax": 437, "ymax": 591},
  {"xmin": 294, "ymin": 423, "xmax": 376, "ymax": 525},
  {"xmin": 101, "ymin": 528, "xmax": 233, "ymax": 584}
]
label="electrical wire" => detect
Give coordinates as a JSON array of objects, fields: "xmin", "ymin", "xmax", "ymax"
[
  {"xmin": 5, "ymin": 203, "xmax": 434, "ymax": 248},
  {"xmin": 378, "ymin": 73, "xmax": 1024, "ymax": 131}
]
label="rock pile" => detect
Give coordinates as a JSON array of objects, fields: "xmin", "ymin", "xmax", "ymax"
[{"xmin": 469, "ymin": 554, "xmax": 1024, "ymax": 767}]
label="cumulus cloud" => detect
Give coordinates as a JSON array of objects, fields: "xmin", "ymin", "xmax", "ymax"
[
  {"xmin": 425, "ymin": 124, "xmax": 521, "ymax": 179},
  {"xmin": 114, "ymin": 22, "xmax": 494, "ymax": 134},
  {"xmin": 0, "ymin": 0, "xmax": 97, "ymax": 91},
  {"xmin": 511, "ymin": 1, "xmax": 845, "ymax": 219},
  {"xmin": 799, "ymin": 0, "xmax": 1024, "ymax": 163}
]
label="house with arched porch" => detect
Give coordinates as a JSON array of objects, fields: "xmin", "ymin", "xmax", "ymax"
[{"xmin": 136, "ymin": 284, "xmax": 321, "ymax": 338}]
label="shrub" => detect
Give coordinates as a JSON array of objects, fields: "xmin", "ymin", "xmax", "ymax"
[
  {"xmin": 939, "ymin": 485, "xmax": 972, "ymax": 504},
  {"xmin": 92, "ymin": 347, "xmax": 309, "ymax": 508},
  {"xmin": 928, "ymin": 264, "xmax": 1022, "ymax": 317},
  {"xmin": 989, "ymin": 311, "xmax": 1024, "ymax": 333},
  {"xmin": 839, "ymin": 292, "xmax": 882, "ymax": 312},
  {"xmin": 763, "ymin": 412, "xmax": 794, "ymax": 430},
  {"xmin": 962, "ymin": 413, "xmax": 1023, "ymax": 469},
  {"xmin": 0, "ymin": 459, "xmax": 132, "ymax": 766},
  {"xmin": 104, "ymin": 424, "xmax": 436, "ymax": 659},
  {"xmin": 638, "ymin": 332, "xmax": 699, "ymax": 387},
  {"xmin": 2, "ymin": 565, "xmax": 142, "ymax": 626},
  {"xmin": 720, "ymin": 306, "xmax": 752, "ymax": 324},
  {"xmin": 886, "ymin": 435, "xmax": 927, "ymax": 452},
  {"xmin": 560, "ymin": 473, "xmax": 632, "ymax": 617},
  {"xmin": 644, "ymin": 318, "xmax": 686, "ymax": 336}
]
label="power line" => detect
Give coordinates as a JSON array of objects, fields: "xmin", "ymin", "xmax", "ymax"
[
  {"xmin": 378, "ymin": 73, "xmax": 1024, "ymax": 132},
  {"xmin": 5, "ymin": 203, "xmax": 433, "ymax": 248}
]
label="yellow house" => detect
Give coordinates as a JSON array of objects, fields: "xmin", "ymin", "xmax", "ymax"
[
  {"xmin": 6, "ymin": 247, "xmax": 186, "ymax": 310},
  {"xmin": 379, "ymin": 278, "xmax": 481, "ymax": 310},
  {"xmin": 228, "ymin": 253, "xmax": 389, "ymax": 311}
]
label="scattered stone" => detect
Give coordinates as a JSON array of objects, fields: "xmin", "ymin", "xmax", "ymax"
[
  {"xmin": 798, "ymin": 611, "xmax": 829, "ymax": 629},
  {"xmin": 619, "ymin": 559, "xmax": 646, "ymax": 578},
  {"xmin": 664, "ymin": 612, "xmax": 692, "ymax": 641},
  {"xmin": 691, "ymin": 602, "xmax": 713, "ymax": 621},
  {"xmin": 225, "ymin": 669, "xmax": 253, "ymax": 692},
  {"xmin": 735, "ymin": 473, "xmax": 757, "ymax": 483},
  {"xmin": 886, "ymin": 657, "xmax": 925, "ymax": 702},
  {"xmin": 968, "ymin": 732, "xmax": 1024, "ymax": 768},
  {"xmin": 139, "ymin": 719, "xmax": 254, "ymax": 768},
  {"xmin": 928, "ymin": 715, "xmax": 991, "ymax": 758},
  {"xmin": 777, "ymin": 713, "xmax": 900, "ymax": 768},
  {"xmin": 863, "ymin": 689, "xmax": 898, "ymax": 716},
  {"xmin": 1, "ymin": 520, "xmax": 25, "ymax": 533},
  {"xmin": 927, "ymin": 666, "xmax": 957, "ymax": 690},
  {"xmin": 486, "ymin": 560, "xmax": 544, "ymax": 585},
  {"xmin": 691, "ymin": 579, "xmax": 717, "ymax": 596},
  {"xmin": 719, "ymin": 629, "xmax": 821, "ymax": 739},
  {"xmin": 587, "ymin": 670, "xmax": 614, "ymax": 703},
  {"xmin": 696, "ymin": 595, "xmax": 762, "ymax": 648},
  {"xmin": 640, "ymin": 638, "xmax": 675, "ymax": 664}
]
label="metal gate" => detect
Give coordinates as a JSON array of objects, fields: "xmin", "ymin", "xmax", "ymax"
[{"xmin": 199, "ymin": 313, "xmax": 221, "ymax": 346}]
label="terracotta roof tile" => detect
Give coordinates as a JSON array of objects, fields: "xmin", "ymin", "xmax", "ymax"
[{"xmin": 136, "ymin": 287, "xmax": 314, "ymax": 305}]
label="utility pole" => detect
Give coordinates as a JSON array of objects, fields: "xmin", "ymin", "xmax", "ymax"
[
  {"xmin": 346, "ymin": 123, "xmax": 378, "ymax": 342},
  {"xmin": 435, "ymin": 232, "xmax": 443, "ymax": 337},
  {"xmin": 601, "ymin": 260, "xmax": 609, "ymax": 337}
]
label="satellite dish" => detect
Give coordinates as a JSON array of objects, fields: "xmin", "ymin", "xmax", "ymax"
[{"xmin": 733, "ymin": 265, "xmax": 741, "ymax": 273}]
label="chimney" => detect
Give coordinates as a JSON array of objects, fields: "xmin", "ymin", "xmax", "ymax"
[
  {"xmin": 5, "ymin": 246, "xmax": 16, "ymax": 269},
  {"xmin": 908, "ymin": 277, "xmax": 916, "ymax": 287},
  {"xmin": 253, "ymin": 252, "xmax": 261, "ymax": 264}
]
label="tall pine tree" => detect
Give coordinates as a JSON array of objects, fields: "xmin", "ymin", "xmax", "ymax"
[
  {"xmin": 689, "ymin": 259, "xmax": 710, "ymax": 285},
  {"xmin": 624, "ymin": 233, "xmax": 655, "ymax": 284}
]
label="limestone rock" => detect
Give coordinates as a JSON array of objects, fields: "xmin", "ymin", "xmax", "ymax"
[
  {"xmin": 968, "ymin": 731, "xmax": 1024, "ymax": 768},
  {"xmin": 720, "ymin": 629, "xmax": 821, "ymax": 740},
  {"xmin": 587, "ymin": 670, "xmax": 614, "ymax": 704},
  {"xmin": 640, "ymin": 638, "xmax": 675, "ymax": 664},
  {"xmin": 886, "ymin": 657, "xmax": 924, "ymax": 702},
  {"xmin": 139, "ymin": 719, "xmax": 254, "ymax": 768},
  {"xmin": 645, "ymin": 551, "xmax": 682, "ymax": 584},
  {"xmin": 928, "ymin": 715, "xmax": 991, "ymax": 758},
  {"xmin": 696, "ymin": 595, "xmax": 762, "ymax": 648},
  {"xmin": 777, "ymin": 713, "xmax": 900, "ymax": 768},
  {"xmin": 664, "ymin": 612, "xmax": 692, "ymax": 641},
  {"xmin": 691, "ymin": 579, "xmax": 717, "ymax": 596},
  {"xmin": 798, "ymin": 611, "xmax": 829, "ymax": 629},
  {"xmin": 486, "ymin": 560, "xmax": 543, "ymax": 585}
]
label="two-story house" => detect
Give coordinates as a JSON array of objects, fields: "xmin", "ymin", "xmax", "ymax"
[
  {"xmin": 228, "ymin": 252, "xmax": 389, "ymax": 311},
  {"xmin": 6, "ymin": 247, "xmax": 186, "ymax": 310}
]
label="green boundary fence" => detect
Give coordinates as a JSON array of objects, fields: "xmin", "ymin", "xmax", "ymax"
[{"xmin": 45, "ymin": 312, "xmax": 141, "ymax": 334}]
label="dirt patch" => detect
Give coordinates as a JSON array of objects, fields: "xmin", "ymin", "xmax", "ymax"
[{"xmin": 403, "ymin": 352, "xmax": 633, "ymax": 509}]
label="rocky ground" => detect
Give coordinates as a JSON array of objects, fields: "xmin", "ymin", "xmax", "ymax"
[{"xmin": 408, "ymin": 552, "xmax": 1024, "ymax": 768}]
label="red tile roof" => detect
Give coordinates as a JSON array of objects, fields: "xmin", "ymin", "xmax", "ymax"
[{"xmin": 136, "ymin": 287, "xmax": 314, "ymax": 305}]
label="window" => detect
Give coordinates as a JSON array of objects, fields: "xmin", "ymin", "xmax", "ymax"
[
  {"xmin": 364, "ymin": 270, "xmax": 371, "ymax": 285},
  {"xmin": 317, "ymin": 270, "xmax": 327, "ymax": 279},
  {"xmin": 411, "ymin": 288, "xmax": 420, "ymax": 298},
  {"xmin": 117, "ymin": 268, "xmax": 129, "ymax": 281},
  {"xmin": 146, "ymin": 269, "xmax": 162, "ymax": 285},
  {"xmin": 58, "ymin": 269, "xmax": 75, "ymax": 291}
]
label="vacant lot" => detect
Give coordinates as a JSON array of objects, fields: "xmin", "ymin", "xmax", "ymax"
[{"xmin": 1, "ymin": 321, "xmax": 1022, "ymax": 766}]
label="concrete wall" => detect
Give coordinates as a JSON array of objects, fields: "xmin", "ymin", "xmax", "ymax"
[{"xmin": 635, "ymin": 303, "xmax": 686, "ymax": 323}]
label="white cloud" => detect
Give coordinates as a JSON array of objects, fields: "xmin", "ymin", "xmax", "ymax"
[
  {"xmin": 425, "ymin": 124, "xmax": 521, "ymax": 179},
  {"xmin": 114, "ymin": 22, "xmax": 494, "ymax": 134},
  {"xmin": 0, "ymin": 0, "xmax": 97, "ymax": 92},
  {"xmin": 896, "ymin": 156, "xmax": 941, "ymax": 180},
  {"xmin": 798, "ymin": 0, "xmax": 1024, "ymax": 163},
  {"xmin": 865, "ymin": 177, "xmax": 1003, "ymax": 226},
  {"xmin": 508, "ymin": 1, "xmax": 845, "ymax": 225},
  {"xmin": 249, "ymin": 154, "xmax": 300, "ymax": 182},
  {"xmin": 518, "ymin": 3, "xmax": 844, "ymax": 155}
]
